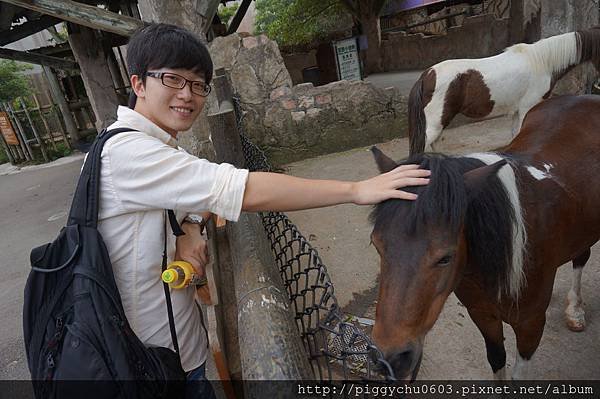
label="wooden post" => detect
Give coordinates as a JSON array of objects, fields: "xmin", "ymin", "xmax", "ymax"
[
  {"xmin": 0, "ymin": 130, "xmax": 16, "ymax": 164},
  {"xmin": 208, "ymin": 68, "xmax": 312, "ymax": 386},
  {"xmin": 12, "ymin": 145, "xmax": 24, "ymax": 162},
  {"xmin": 207, "ymin": 69, "xmax": 246, "ymax": 168},
  {"xmin": 0, "ymin": 47, "xmax": 79, "ymax": 71},
  {"xmin": 43, "ymin": 66, "xmax": 80, "ymax": 146},
  {"xmin": 67, "ymin": 24, "xmax": 120, "ymax": 131},
  {"xmin": 33, "ymin": 94, "xmax": 58, "ymax": 151},
  {"xmin": 4, "ymin": 102, "xmax": 33, "ymax": 161},
  {"xmin": 49, "ymin": 103, "xmax": 72, "ymax": 150},
  {"xmin": 19, "ymin": 98, "xmax": 49, "ymax": 162},
  {"xmin": 12, "ymin": 145, "xmax": 23, "ymax": 162},
  {"xmin": 227, "ymin": 214, "xmax": 314, "ymax": 386}
]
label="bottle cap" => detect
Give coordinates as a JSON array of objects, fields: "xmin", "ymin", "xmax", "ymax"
[{"xmin": 161, "ymin": 269, "xmax": 178, "ymax": 284}]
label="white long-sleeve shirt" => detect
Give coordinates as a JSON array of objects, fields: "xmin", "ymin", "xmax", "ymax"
[{"xmin": 97, "ymin": 106, "xmax": 249, "ymax": 371}]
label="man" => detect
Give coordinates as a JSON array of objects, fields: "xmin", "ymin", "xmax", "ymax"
[{"xmin": 99, "ymin": 23, "xmax": 429, "ymax": 398}]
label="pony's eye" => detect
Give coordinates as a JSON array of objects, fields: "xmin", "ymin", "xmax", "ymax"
[{"xmin": 437, "ymin": 255, "xmax": 453, "ymax": 266}]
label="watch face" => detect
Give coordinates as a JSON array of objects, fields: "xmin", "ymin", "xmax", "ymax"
[{"xmin": 186, "ymin": 215, "xmax": 203, "ymax": 224}]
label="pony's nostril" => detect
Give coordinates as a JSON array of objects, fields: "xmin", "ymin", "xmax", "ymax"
[{"xmin": 387, "ymin": 349, "xmax": 414, "ymax": 378}]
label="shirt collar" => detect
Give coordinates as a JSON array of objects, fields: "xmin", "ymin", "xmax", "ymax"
[{"xmin": 115, "ymin": 106, "xmax": 179, "ymax": 148}]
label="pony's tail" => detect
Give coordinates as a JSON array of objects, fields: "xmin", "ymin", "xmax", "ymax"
[{"xmin": 408, "ymin": 76, "xmax": 427, "ymax": 155}]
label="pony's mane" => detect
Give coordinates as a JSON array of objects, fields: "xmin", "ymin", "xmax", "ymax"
[
  {"xmin": 505, "ymin": 27, "xmax": 600, "ymax": 75},
  {"xmin": 506, "ymin": 32, "xmax": 578, "ymax": 74},
  {"xmin": 370, "ymin": 153, "xmax": 525, "ymax": 299},
  {"xmin": 575, "ymin": 26, "xmax": 600, "ymax": 69}
]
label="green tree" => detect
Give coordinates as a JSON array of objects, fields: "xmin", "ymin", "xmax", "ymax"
[
  {"xmin": 254, "ymin": 0, "xmax": 352, "ymax": 47},
  {"xmin": 218, "ymin": 2, "xmax": 241, "ymax": 25},
  {"xmin": 255, "ymin": 0, "xmax": 388, "ymax": 73},
  {"xmin": 0, "ymin": 60, "xmax": 32, "ymax": 103},
  {"xmin": 339, "ymin": 0, "xmax": 388, "ymax": 73}
]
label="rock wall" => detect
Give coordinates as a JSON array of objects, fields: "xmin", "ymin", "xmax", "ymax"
[
  {"xmin": 195, "ymin": 33, "xmax": 408, "ymax": 166},
  {"xmin": 262, "ymin": 81, "xmax": 406, "ymax": 165},
  {"xmin": 381, "ymin": 13, "xmax": 510, "ymax": 71}
]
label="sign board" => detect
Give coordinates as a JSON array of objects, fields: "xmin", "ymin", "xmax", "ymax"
[
  {"xmin": 334, "ymin": 37, "xmax": 361, "ymax": 81},
  {"xmin": 0, "ymin": 112, "xmax": 19, "ymax": 146}
]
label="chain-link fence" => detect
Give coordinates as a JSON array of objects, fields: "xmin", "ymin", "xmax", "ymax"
[{"xmin": 232, "ymin": 97, "xmax": 396, "ymax": 382}]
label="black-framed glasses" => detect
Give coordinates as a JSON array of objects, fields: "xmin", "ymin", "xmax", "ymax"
[{"xmin": 146, "ymin": 71, "xmax": 212, "ymax": 97}]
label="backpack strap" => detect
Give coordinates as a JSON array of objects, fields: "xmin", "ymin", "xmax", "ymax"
[
  {"xmin": 67, "ymin": 128, "xmax": 138, "ymax": 228},
  {"xmin": 163, "ymin": 210, "xmax": 181, "ymax": 355}
]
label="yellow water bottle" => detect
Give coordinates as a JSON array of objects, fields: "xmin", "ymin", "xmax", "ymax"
[{"xmin": 161, "ymin": 260, "xmax": 207, "ymax": 289}]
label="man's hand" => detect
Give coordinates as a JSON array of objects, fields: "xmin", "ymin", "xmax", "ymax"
[
  {"xmin": 351, "ymin": 164, "xmax": 430, "ymax": 204},
  {"xmin": 175, "ymin": 221, "xmax": 209, "ymax": 277}
]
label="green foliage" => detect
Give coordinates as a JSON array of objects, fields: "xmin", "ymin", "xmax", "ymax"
[
  {"xmin": 218, "ymin": 2, "xmax": 241, "ymax": 25},
  {"xmin": 254, "ymin": 0, "xmax": 352, "ymax": 46},
  {"xmin": 0, "ymin": 60, "xmax": 32, "ymax": 103},
  {"xmin": 47, "ymin": 142, "xmax": 72, "ymax": 161}
]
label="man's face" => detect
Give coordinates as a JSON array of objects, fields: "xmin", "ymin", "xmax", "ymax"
[{"xmin": 131, "ymin": 68, "xmax": 207, "ymax": 137}]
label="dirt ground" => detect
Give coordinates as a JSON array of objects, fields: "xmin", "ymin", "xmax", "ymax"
[{"xmin": 284, "ymin": 115, "xmax": 600, "ymax": 380}]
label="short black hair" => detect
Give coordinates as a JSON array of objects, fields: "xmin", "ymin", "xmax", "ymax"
[{"xmin": 126, "ymin": 23, "xmax": 213, "ymax": 108}]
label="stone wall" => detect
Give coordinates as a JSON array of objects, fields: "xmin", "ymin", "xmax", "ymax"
[
  {"xmin": 381, "ymin": 13, "xmax": 510, "ymax": 71},
  {"xmin": 282, "ymin": 50, "xmax": 317, "ymax": 85},
  {"xmin": 193, "ymin": 33, "xmax": 408, "ymax": 166},
  {"xmin": 262, "ymin": 81, "xmax": 406, "ymax": 165}
]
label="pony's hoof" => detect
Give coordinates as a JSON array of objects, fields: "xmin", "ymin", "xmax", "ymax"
[{"xmin": 566, "ymin": 315, "xmax": 585, "ymax": 332}]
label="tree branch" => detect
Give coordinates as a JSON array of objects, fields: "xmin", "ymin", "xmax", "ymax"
[{"xmin": 299, "ymin": 0, "xmax": 340, "ymax": 25}]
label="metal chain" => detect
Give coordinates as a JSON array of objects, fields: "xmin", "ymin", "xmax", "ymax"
[{"xmin": 232, "ymin": 97, "xmax": 395, "ymax": 381}]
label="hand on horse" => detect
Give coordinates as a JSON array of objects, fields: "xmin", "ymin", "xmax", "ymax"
[
  {"xmin": 175, "ymin": 221, "xmax": 209, "ymax": 277},
  {"xmin": 352, "ymin": 164, "xmax": 430, "ymax": 204}
]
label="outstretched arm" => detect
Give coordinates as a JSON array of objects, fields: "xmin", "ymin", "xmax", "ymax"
[{"xmin": 241, "ymin": 164, "xmax": 430, "ymax": 212}]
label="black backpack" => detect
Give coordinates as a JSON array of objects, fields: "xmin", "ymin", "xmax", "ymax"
[{"xmin": 23, "ymin": 128, "xmax": 186, "ymax": 398}]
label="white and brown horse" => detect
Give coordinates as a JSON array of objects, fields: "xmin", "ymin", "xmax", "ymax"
[
  {"xmin": 371, "ymin": 95, "xmax": 600, "ymax": 380},
  {"xmin": 408, "ymin": 27, "xmax": 600, "ymax": 155}
]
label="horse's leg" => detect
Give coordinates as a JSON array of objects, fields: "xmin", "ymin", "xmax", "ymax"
[
  {"xmin": 467, "ymin": 310, "xmax": 507, "ymax": 380},
  {"xmin": 565, "ymin": 248, "xmax": 591, "ymax": 332},
  {"xmin": 511, "ymin": 314, "xmax": 546, "ymax": 380},
  {"xmin": 425, "ymin": 122, "xmax": 444, "ymax": 152}
]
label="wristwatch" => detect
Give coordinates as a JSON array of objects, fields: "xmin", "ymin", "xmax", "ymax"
[{"xmin": 184, "ymin": 214, "xmax": 206, "ymax": 234}]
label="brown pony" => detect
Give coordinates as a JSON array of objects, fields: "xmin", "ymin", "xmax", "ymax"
[
  {"xmin": 408, "ymin": 27, "xmax": 600, "ymax": 155},
  {"xmin": 370, "ymin": 95, "xmax": 600, "ymax": 380}
]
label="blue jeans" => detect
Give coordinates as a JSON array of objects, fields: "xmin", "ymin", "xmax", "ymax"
[{"xmin": 185, "ymin": 363, "xmax": 216, "ymax": 399}]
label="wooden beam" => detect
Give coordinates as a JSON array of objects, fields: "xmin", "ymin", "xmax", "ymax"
[
  {"xmin": 0, "ymin": 0, "xmax": 144, "ymax": 37},
  {"xmin": 0, "ymin": 47, "xmax": 79, "ymax": 70},
  {"xmin": 226, "ymin": 0, "xmax": 251, "ymax": 35},
  {"xmin": 0, "ymin": 15, "xmax": 62, "ymax": 46},
  {"xmin": 67, "ymin": 24, "xmax": 119, "ymax": 130},
  {"xmin": 31, "ymin": 42, "xmax": 72, "ymax": 57}
]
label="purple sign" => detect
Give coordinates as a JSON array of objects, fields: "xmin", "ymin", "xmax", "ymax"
[{"xmin": 396, "ymin": 0, "xmax": 446, "ymax": 12}]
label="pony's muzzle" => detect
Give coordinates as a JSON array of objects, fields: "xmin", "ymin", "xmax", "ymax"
[{"xmin": 383, "ymin": 342, "xmax": 423, "ymax": 382}]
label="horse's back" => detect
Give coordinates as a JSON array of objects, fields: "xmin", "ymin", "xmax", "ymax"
[
  {"xmin": 430, "ymin": 54, "xmax": 538, "ymax": 116},
  {"xmin": 507, "ymin": 95, "xmax": 600, "ymax": 272},
  {"xmin": 508, "ymin": 95, "xmax": 600, "ymax": 158}
]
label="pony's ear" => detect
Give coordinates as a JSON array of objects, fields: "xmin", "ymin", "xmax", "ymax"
[
  {"xmin": 463, "ymin": 159, "xmax": 507, "ymax": 200},
  {"xmin": 371, "ymin": 146, "xmax": 398, "ymax": 173}
]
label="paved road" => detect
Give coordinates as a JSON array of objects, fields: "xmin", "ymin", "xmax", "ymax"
[
  {"xmin": 0, "ymin": 155, "xmax": 85, "ymax": 379},
  {"xmin": 366, "ymin": 70, "xmax": 424, "ymax": 93}
]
